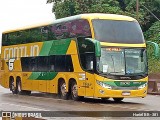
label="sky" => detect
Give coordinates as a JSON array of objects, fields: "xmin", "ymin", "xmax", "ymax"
[{"xmin": 0, "ymin": 0, "xmax": 55, "ymax": 52}]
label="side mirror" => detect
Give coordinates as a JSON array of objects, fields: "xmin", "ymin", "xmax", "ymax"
[{"xmin": 85, "ymin": 38, "xmax": 101, "ymax": 57}]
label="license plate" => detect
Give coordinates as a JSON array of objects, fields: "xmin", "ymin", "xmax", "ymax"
[{"xmin": 122, "ymin": 91, "xmax": 130, "ymax": 96}]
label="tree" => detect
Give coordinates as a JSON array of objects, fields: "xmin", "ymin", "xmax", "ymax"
[
  {"xmin": 47, "ymin": 0, "xmax": 123, "ymax": 19},
  {"xmin": 145, "ymin": 21, "xmax": 160, "ymax": 42},
  {"xmin": 47, "ymin": 0, "xmax": 159, "ymax": 32}
]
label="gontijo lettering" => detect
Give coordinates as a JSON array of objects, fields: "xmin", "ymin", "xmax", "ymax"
[{"xmin": 4, "ymin": 45, "xmax": 39, "ymax": 60}]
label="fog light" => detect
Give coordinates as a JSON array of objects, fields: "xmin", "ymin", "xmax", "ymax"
[{"xmin": 99, "ymin": 89, "xmax": 105, "ymax": 94}]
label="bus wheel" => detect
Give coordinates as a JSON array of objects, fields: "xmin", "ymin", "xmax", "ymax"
[
  {"xmin": 10, "ymin": 78, "xmax": 18, "ymax": 94},
  {"xmin": 59, "ymin": 80, "xmax": 68, "ymax": 100},
  {"xmin": 17, "ymin": 80, "xmax": 22, "ymax": 94},
  {"xmin": 17, "ymin": 80, "xmax": 31, "ymax": 95},
  {"xmin": 71, "ymin": 81, "xmax": 83, "ymax": 101},
  {"xmin": 113, "ymin": 98, "xmax": 124, "ymax": 102}
]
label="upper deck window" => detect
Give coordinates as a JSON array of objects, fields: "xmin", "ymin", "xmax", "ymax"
[
  {"xmin": 2, "ymin": 19, "xmax": 92, "ymax": 46},
  {"xmin": 92, "ymin": 19, "xmax": 145, "ymax": 44},
  {"xmin": 50, "ymin": 19, "xmax": 91, "ymax": 39}
]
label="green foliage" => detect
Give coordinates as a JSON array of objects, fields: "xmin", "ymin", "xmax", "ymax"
[
  {"xmin": 145, "ymin": 21, "xmax": 160, "ymax": 42},
  {"xmin": 148, "ymin": 57, "xmax": 160, "ymax": 73},
  {"xmin": 145, "ymin": 21, "xmax": 160, "ymax": 73},
  {"xmin": 48, "ymin": 0, "xmax": 123, "ymax": 19}
]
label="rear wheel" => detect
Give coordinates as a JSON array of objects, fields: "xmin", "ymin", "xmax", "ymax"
[
  {"xmin": 113, "ymin": 98, "xmax": 124, "ymax": 102},
  {"xmin": 9, "ymin": 78, "xmax": 18, "ymax": 94},
  {"xmin": 59, "ymin": 80, "xmax": 69, "ymax": 100},
  {"xmin": 17, "ymin": 79, "xmax": 31, "ymax": 95},
  {"xmin": 71, "ymin": 81, "xmax": 83, "ymax": 101},
  {"xmin": 17, "ymin": 80, "xmax": 22, "ymax": 94}
]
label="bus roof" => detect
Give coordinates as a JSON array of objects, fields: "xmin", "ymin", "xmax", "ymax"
[{"xmin": 3, "ymin": 13, "xmax": 136, "ymax": 34}]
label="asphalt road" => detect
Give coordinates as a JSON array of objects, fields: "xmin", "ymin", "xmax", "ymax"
[{"xmin": 0, "ymin": 86, "xmax": 160, "ymax": 120}]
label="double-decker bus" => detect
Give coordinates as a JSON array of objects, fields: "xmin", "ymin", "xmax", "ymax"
[{"xmin": 0, "ymin": 13, "xmax": 148, "ymax": 102}]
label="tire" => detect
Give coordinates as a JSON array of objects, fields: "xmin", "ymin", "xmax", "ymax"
[
  {"xmin": 17, "ymin": 80, "xmax": 22, "ymax": 94},
  {"xmin": 113, "ymin": 98, "xmax": 124, "ymax": 102},
  {"xmin": 101, "ymin": 98, "xmax": 109, "ymax": 102},
  {"xmin": 71, "ymin": 81, "xmax": 83, "ymax": 101},
  {"xmin": 17, "ymin": 80, "xmax": 31, "ymax": 95},
  {"xmin": 9, "ymin": 79, "xmax": 18, "ymax": 94},
  {"xmin": 58, "ymin": 80, "xmax": 69, "ymax": 100}
]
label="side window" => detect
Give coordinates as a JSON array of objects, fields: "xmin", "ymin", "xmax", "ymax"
[
  {"xmin": 77, "ymin": 38, "xmax": 95, "ymax": 71},
  {"xmin": 66, "ymin": 55, "xmax": 74, "ymax": 72},
  {"xmin": 29, "ymin": 28, "xmax": 42, "ymax": 42},
  {"xmin": 21, "ymin": 57, "xmax": 37, "ymax": 72},
  {"xmin": 69, "ymin": 19, "xmax": 91, "ymax": 38},
  {"xmin": 51, "ymin": 24, "xmax": 65, "ymax": 40},
  {"xmin": 21, "ymin": 55, "xmax": 73, "ymax": 72},
  {"xmin": 30, "ymin": 57, "xmax": 37, "ymax": 71},
  {"xmin": 21, "ymin": 57, "xmax": 30, "ymax": 71},
  {"xmin": 54, "ymin": 55, "xmax": 73, "ymax": 72},
  {"xmin": 48, "ymin": 26, "xmax": 57, "ymax": 40},
  {"xmin": 50, "ymin": 19, "xmax": 91, "ymax": 40},
  {"xmin": 2, "ymin": 34, "xmax": 8, "ymax": 46},
  {"xmin": 55, "ymin": 56, "xmax": 66, "ymax": 72},
  {"xmin": 37, "ymin": 56, "xmax": 49, "ymax": 72},
  {"xmin": 41, "ymin": 27, "xmax": 49, "ymax": 41},
  {"xmin": 49, "ymin": 55, "xmax": 55, "ymax": 71},
  {"xmin": 8, "ymin": 30, "xmax": 31, "ymax": 45}
]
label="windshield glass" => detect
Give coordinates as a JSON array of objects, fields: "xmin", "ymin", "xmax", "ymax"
[
  {"xmin": 97, "ymin": 48, "xmax": 147, "ymax": 75},
  {"xmin": 92, "ymin": 19, "xmax": 145, "ymax": 44}
]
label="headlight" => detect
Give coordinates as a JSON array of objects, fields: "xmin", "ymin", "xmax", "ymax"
[
  {"xmin": 96, "ymin": 80, "xmax": 112, "ymax": 89},
  {"xmin": 138, "ymin": 83, "xmax": 147, "ymax": 89}
]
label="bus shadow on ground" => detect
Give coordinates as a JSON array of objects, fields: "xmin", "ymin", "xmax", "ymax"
[
  {"xmin": 2, "ymin": 92, "xmax": 143, "ymax": 105},
  {"xmin": 29, "ymin": 92, "xmax": 143, "ymax": 105}
]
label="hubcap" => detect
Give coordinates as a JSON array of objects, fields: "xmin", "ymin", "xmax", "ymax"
[{"xmin": 61, "ymin": 83, "xmax": 67, "ymax": 96}]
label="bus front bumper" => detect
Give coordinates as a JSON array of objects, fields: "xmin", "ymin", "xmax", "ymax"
[{"xmin": 95, "ymin": 87, "xmax": 147, "ymax": 98}]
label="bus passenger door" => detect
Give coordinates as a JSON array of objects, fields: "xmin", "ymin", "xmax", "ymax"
[
  {"xmin": 84, "ymin": 53, "xmax": 95, "ymax": 97},
  {"xmin": 85, "ymin": 72, "xmax": 95, "ymax": 97}
]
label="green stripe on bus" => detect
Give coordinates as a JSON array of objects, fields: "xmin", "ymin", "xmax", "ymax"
[
  {"xmin": 29, "ymin": 72, "xmax": 41, "ymax": 80},
  {"xmin": 29, "ymin": 72, "xmax": 58, "ymax": 80},
  {"xmin": 39, "ymin": 39, "xmax": 71, "ymax": 56},
  {"xmin": 49, "ymin": 38, "xmax": 71, "ymax": 55},
  {"xmin": 103, "ymin": 81, "xmax": 147, "ymax": 87},
  {"xmin": 39, "ymin": 41, "xmax": 54, "ymax": 56}
]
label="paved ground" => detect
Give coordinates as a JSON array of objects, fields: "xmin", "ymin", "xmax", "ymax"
[{"xmin": 0, "ymin": 86, "xmax": 160, "ymax": 120}]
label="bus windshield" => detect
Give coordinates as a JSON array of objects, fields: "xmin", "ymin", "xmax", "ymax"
[
  {"xmin": 97, "ymin": 48, "xmax": 147, "ymax": 75},
  {"xmin": 92, "ymin": 19, "xmax": 145, "ymax": 44}
]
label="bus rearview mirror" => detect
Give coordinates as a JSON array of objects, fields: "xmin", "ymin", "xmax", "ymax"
[{"xmin": 85, "ymin": 38, "xmax": 101, "ymax": 57}]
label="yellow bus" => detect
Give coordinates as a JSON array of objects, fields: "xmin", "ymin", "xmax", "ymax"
[{"xmin": 0, "ymin": 13, "xmax": 148, "ymax": 102}]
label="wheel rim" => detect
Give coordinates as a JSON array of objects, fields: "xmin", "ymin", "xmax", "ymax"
[
  {"xmin": 60, "ymin": 83, "xmax": 67, "ymax": 96},
  {"xmin": 72, "ymin": 84, "xmax": 78, "ymax": 98}
]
